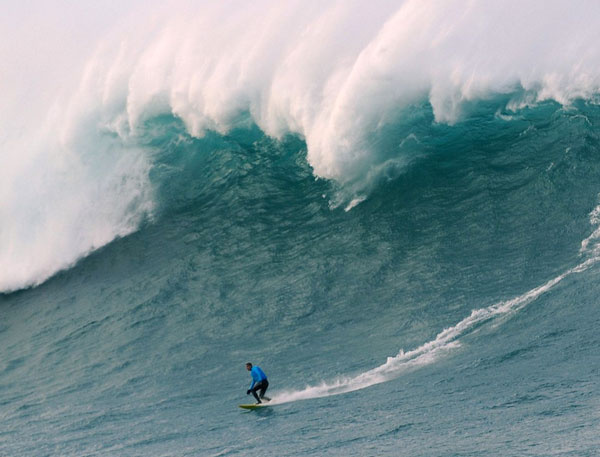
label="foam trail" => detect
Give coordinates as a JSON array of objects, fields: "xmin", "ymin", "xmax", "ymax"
[
  {"xmin": 580, "ymin": 204, "xmax": 600, "ymax": 254},
  {"xmin": 272, "ymin": 253, "xmax": 600, "ymax": 405}
]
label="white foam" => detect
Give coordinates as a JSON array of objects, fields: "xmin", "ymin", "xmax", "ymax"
[
  {"xmin": 271, "ymin": 253, "xmax": 599, "ymax": 405},
  {"xmin": 3, "ymin": 1, "xmax": 600, "ymax": 290},
  {"xmin": 124, "ymin": 1, "xmax": 600, "ymax": 183},
  {"xmin": 580, "ymin": 203, "xmax": 600, "ymax": 254}
]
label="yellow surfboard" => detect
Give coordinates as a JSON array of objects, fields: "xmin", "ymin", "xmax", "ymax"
[{"xmin": 238, "ymin": 403, "xmax": 269, "ymax": 410}]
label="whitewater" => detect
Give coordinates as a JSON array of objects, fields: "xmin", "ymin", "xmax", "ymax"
[
  {"xmin": 2, "ymin": 1, "xmax": 600, "ymax": 456},
  {"xmin": 3, "ymin": 0, "xmax": 600, "ymax": 292}
]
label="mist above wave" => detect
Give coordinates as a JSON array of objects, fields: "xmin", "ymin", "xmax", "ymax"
[{"xmin": 87, "ymin": 0, "xmax": 600, "ymax": 179}]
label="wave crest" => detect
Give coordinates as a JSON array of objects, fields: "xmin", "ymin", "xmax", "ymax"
[{"xmin": 3, "ymin": 0, "xmax": 600, "ymax": 291}]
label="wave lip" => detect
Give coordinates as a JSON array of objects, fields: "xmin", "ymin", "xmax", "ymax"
[
  {"xmin": 0, "ymin": 133, "xmax": 154, "ymax": 293},
  {"xmin": 4, "ymin": 1, "xmax": 600, "ymax": 291},
  {"xmin": 50, "ymin": 0, "xmax": 600, "ymax": 186}
]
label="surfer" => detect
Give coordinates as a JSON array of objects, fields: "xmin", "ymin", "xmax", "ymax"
[{"xmin": 246, "ymin": 362, "xmax": 271, "ymax": 404}]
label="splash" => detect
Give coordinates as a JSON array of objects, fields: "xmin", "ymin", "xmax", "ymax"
[
  {"xmin": 3, "ymin": 0, "xmax": 600, "ymax": 291},
  {"xmin": 271, "ymin": 205, "xmax": 600, "ymax": 404},
  {"xmin": 272, "ymin": 255, "xmax": 598, "ymax": 405},
  {"xmin": 80, "ymin": 0, "xmax": 600, "ymax": 182}
]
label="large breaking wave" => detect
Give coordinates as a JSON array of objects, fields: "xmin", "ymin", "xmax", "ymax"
[{"xmin": 2, "ymin": 0, "xmax": 600, "ymax": 292}]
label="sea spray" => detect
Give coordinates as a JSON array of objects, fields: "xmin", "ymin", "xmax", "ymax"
[
  {"xmin": 3, "ymin": 0, "xmax": 600, "ymax": 292},
  {"xmin": 272, "ymin": 254, "xmax": 600, "ymax": 405}
]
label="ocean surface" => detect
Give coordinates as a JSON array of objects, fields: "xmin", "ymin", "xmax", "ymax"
[{"xmin": 2, "ymin": 2, "xmax": 600, "ymax": 456}]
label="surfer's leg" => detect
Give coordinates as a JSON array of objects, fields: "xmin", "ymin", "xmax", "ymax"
[
  {"xmin": 259, "ymin": 380, "xmax": 270, "ymax": 401},
  {"xmin": 250, "ymin": 386, "xmax": 261, "ymax": 403}
]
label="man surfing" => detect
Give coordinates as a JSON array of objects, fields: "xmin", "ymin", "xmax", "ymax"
[{"xmin": 245, "ymin": 362, "xmax": 271, "ymax": 404}]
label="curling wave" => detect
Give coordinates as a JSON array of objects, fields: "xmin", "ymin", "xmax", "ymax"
[{"xmin": 2, "ymin": 0, "xmax": 600, "ymax": 292}]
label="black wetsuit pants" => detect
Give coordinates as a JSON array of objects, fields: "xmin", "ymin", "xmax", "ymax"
[{"xmin": 250, "ymin": 380, "xmax": 269, "ymax": 402}]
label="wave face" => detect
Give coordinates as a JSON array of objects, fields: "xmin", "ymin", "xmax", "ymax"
[
  {"xmin": 2, "ymin": 2, "xmax": 600, "ymax": 456},
  {"xmin": 3, "ymin": 0, "xmax": 600, "ymax": 291}
]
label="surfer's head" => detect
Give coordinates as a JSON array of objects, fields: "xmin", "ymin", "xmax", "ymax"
[{"xmin": 246, "ymin": 363, "xmax": 252, "ymax": 371}]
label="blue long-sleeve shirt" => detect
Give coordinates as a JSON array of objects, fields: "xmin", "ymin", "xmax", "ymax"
[{"xmin": 249, "ymin": 366, "xmax": 267, "ymax": 389}]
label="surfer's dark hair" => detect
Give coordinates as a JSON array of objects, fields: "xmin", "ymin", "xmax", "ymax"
[{"xmin": 246, "ymin": 362, "xmax": 252, "ymax": 367}]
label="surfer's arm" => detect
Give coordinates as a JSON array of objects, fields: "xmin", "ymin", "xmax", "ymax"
[{"xmin": 249, "ymin": 368, "xmax": 258, "ymax": 389}]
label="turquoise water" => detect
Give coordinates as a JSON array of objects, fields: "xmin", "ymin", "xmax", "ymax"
[
  {"xmin": 2, "ymin": 3, "xmax": 600, "ymax": 456},
  {"xmin": 3, "ymin": 100, "xmax": 600, "ymax": 456}
]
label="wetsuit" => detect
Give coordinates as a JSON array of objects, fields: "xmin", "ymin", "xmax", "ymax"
[{"xmin": 247, "ymin": 366, "xmax": 269, "ymax": 403}]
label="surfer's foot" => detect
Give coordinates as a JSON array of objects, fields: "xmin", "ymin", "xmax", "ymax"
[
  {"xmin": 262, "ymin": 396, "xmax": 271, "ymax": 402},
  {"xmin": 255, "ymin": 401, "xmax": 262, "ymax": 404}
]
